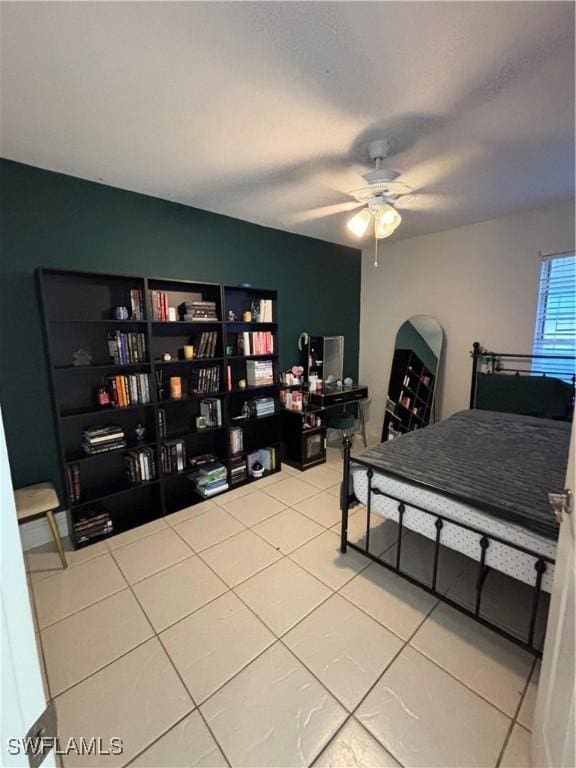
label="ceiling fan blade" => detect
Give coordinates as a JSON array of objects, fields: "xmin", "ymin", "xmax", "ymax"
[
  {"xmin": 396, "ymin": 192, "xmax": 449, "ymax": 211},
  {"xmin": 285, "ymin": 200, "xmax": 363, "ymax": 225}
]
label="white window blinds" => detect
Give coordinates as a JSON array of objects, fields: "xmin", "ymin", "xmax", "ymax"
[{"xmin": 532, "ymin": 251, "xmax": 576, "ymax": 382}]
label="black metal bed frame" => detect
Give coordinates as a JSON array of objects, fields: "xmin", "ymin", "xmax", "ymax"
[{"xmin": 340, "ymin": 343, "xmax": 575, "ymax": 657}]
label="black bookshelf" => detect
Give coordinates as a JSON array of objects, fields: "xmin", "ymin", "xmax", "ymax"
[
  {"xmin": 382, "ymin": 348, "xmax": 435, "ymax": 440},
  {"xmin": 37, "ymin": 268, "xmax": 281, "ymax": 548}
]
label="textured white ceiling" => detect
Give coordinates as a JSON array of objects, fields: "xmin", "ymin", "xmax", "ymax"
[{"xmin": 1, "ymin": 2, "xmax": 574, "ymax": 246}]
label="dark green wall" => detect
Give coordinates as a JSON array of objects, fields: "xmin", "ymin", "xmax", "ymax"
[{"xmin": 0, "ymin": 159, "xmax": 361, "ymax": 489}]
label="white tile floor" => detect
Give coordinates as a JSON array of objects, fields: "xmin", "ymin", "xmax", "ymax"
[{"xmin": 26, "ymin": 449, "xmax": 540, "ymax": 768}]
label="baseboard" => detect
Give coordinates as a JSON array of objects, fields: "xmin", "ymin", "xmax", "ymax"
[{"xmin": 19, "ymin": 510, "xmax": 69, "ymax": 551}]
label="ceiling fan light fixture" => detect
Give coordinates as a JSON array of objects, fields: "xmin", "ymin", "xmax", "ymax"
[
  {"xmin": 346, "ymin": 207, "xmax": 372, "ymax": 237},
  {"xmin": 374, "ymin": 204, "xmax": 401, "ymax": 239}
]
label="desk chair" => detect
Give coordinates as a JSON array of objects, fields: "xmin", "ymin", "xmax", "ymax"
[
  {"xmin": 14, "ymin": 482, "xmax": 67, "ymax": 569},
  {"xmin": 326, "ymin": 399, "xmax": 369, "ymax": 448}
]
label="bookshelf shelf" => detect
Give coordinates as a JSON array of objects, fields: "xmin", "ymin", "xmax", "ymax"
[
  {"xmin": 49, "ymin": 319, "xmax": 148, "ymax": 325},
  {"xmin": 70, "ymin": 479, "xmax": 161, "ymax": 509},
  {"xmin": 60, "ymin": 402, "xmax": 155, "ymax": 419},
  {"xmin": 229, "ymin": 413, "xmax": 279, "ymax": 424},
  {"xmin": 65, "ymin": 441, "xmax": 157, "ymax": 464},
  {"xmin": 154, "ymin": 357, "xmax": 224, "ymax": 366},
  {"xmin": 159, "ymin": 391, "xmax": 227, "ymax": 405},
  {"xmin": 55, "ymin": 362, "xmax": 151, "ymax": 371},
  {"xmin": 226, "ymin": 354, "xmax": 278, "ymax": 361},
  {"xmin": 225, "ymin": 322, "xmax": 277, "ymax": 329},
  {"xmin": 167, "ymin": 426, "xmax": 227, "ymax": 441},
  {"xmin": 151, "ymin": 321, "xmax": 222, "ymax": 328},
  {"xmin": 38, "ymin": 267, "xmax": 282, "ymax": 549}
]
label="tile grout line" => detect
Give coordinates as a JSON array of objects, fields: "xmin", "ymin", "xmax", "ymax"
[
  {"xmin": 307, "ymin": 592, "xmax": 441, "ymax": 768},
  {"xmin": 494, "ymin": 655, "xmax": 538, "ymax": 768},
  {"xmin": 36, "ymin": 463, "xmax": 528, "ymax": 768},
  {"xmin": 105, "ymin": 544, "xmax": 235, "ymax": 768}
]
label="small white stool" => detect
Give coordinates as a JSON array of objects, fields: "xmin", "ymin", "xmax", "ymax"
[{"xmin": 15, "ymin": 482, "xmax": 67, "ymax": 569}]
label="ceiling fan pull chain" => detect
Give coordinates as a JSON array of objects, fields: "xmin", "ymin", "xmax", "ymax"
[{"xmin": 374, "ymin": 238, "xmax": 379, "ymax": 268}]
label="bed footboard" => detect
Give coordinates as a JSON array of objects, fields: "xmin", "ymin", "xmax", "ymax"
[{"xmin": 340, "ymin": 438, "xmax": 554, "ymax": 656}]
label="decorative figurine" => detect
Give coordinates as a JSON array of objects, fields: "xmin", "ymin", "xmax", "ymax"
[
  {"xmin": 135, "ymin": 423, "xmax": 146, "ymax": 442},
  {"xmin": 73, "ymin": 348, "xmax": 93, "ymax": 367},
  {"xmin": 238, "ymin": 378, "xmax": 247, "ymax": 389},
  {"xmin": 250, "ymin": 299, "xmax": 261, "ymax": 322},
  {"xmin": 227, "ymin": 310, "xmax": 238, "ymax": 322}
]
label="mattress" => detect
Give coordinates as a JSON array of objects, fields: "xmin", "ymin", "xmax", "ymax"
[
  {"xmin": 356, "ymin": 409, "xmax": 569, "ymax": 539},
  {"xmin": 352, "ymin": 468, "xmax": 556, "ymax": 592}
]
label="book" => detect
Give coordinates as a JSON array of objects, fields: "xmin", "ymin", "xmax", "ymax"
[
  {"xmin": 129, "ymin": 288, "xmax": 144, "ymax": 321},
  {"xmin": 229, "ymin": 426, "xmax": 243, "ymax": 455}
]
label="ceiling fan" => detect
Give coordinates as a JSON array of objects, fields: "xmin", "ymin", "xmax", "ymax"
[{"xmin": 344, "ymin": 138, "xmax": 414, "ymax": 265}]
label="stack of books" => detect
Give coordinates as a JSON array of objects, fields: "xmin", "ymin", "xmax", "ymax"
[
  {"xmin": 230, "ymin": 455, "xmax": 247, "ymax": 485},
  {"xmin": 229, "ymin": 426, "xmax": 243, "ymax": 455},
  {"xmin": 161, "ymin": 439, "xmax": 187, "ymax": 474},
  {"xmin": 246, "ymin": 360, "xmax": 274, "ymax": 387},
  {"xmin": 73, "ymin": 507, "xmax": 114, "ymax": 545},
  {"xmin": 178, "ymin": 300, "xmax": 218, "ymax": 322},
  {"xmin": 253, "ymin": 397, "xmax": 275, "ymax": 417},
  {"xmin": 191, "ymin": 460, "xmax": 228, "ymax": 498},
  {"xmin": 195, "ymin": 331, "xmax": 219, "ymax": 358},
  {"xmin": 190, "ymin": 366, "xmax": 221, "ymax": 393},
  {"xmin": 237, "ymin": 332, "xmax": 274, "ymax": 356},
  {"xmin": 106, "ymin": 373, "xmax": 151, "ymax": 407},
  {"xmin": 200, "ymin": 397, "xmax": 222, "ymax": 427},
  {"xmin": 129, "ymin": 288, "xmax": 145, "ymax": 320},
  {"xmin": 107, "ymin": 331, "xmax": 147, "ymax": 363},
  {"xmin": 124, "ymin": 447, "xmax": 156, "ymax": 484},
  {"xmin": 82, "ymin": 425, "xmax": 126, "ymax": 455}
]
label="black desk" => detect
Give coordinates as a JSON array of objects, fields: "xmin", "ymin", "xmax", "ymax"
[
  {"xmin": 308, "ymin": 383, "xmax": 369, "ymax": 408},
  {"xmin": 281, "ymin": 384, "xmax": 369, "ymax": 470}
]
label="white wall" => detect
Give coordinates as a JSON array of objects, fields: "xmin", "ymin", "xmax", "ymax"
[{"xmin": 359, "ymin": 200, "xmax": 575, "ymax": 442}]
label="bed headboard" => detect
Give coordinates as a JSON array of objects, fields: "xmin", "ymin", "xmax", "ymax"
[{"xmin": 469, "ymin": 342, "xmax": 575, "ymax": 421}]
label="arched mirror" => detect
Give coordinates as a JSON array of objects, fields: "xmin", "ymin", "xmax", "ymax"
[{"xmin": 381, "ymin": 315, "xmax": 444, "ymax": 441}]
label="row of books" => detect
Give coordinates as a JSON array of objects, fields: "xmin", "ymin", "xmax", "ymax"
[
  {"xmin": 190, "ymin": 366, "xmax": 221, "ymax": 394},
  {"xmin": 256, "ymin": 298, "xmax": 274, "ymax": 323},
  {"xmin": 107, "ymin": 331, "xmax": 147, "ymax": 364},
  {"xmin": 73, "ymin": 507, "xmax": 114, "ymax": 545},
  {"xmin": 82, "ymin": 424, "xmax": 126, "ymax": 455},
  {"xmin": 195, "ymin": 331, "xmax": 219, "ymax": 358},
  {"xmin": 151, "ymin": 291, "xmax": 172, "ymax": 322},
  {"xmin": 179, "ymin": 300, "xmax": 219, "ymax": 322},
  {"xmin": 200, "ymin": 397, "xmax": 222, "ymax": 427},
  {"xmin": 246, "ymin": 360, "xmax": 274, "ymax": 387},
  {"xmin": 236, "ymin": 332, "xmax": 274, "ymax": 356},
  {"xmin": 125, "ymin": 447, "xmax": 156, "ymax": 483},
  {"xmin": 129, "ymin": 289, "xmax": 145, "ymax": 321},
  {"xmin": 106, "ymin": 373, "xmax": 151, "ymax": 407},
  {"xmin": 161, "ymin": 439, "xmax": 187, "ymax": 474}
]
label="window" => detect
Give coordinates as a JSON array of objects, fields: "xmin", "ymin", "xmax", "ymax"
[{"xmin": 533, "ymin": 252, "xmax": 576, "ymax": 382}]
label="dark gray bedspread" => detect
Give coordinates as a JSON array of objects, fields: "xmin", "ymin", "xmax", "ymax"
[{"xmin": 357, "ymin": 409, "xmax": 570, "ymax": 539}]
